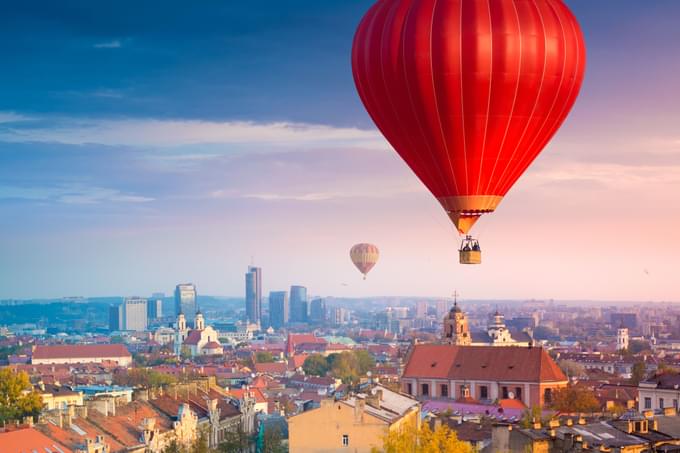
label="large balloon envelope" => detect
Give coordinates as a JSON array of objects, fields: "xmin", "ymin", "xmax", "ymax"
[
  {"xmin": 352, "ymin": 0, "xmax": 586, "ymax": 234},
  {"xmin": 350, "ymin": 243, "xmax": 380, "ymax": 279}
]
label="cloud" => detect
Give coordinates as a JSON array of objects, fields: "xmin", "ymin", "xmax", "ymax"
[
  {"xmin": 0, "ymin": 185, "xmax": 154, "ymax": 204},
  {"xmin": 0, "ymin": 116, "xmax": 387, "ymax": 149},
  {"xmin": 93, "ymin": 40, "xmax": 122, "ymax": 49},
  {"xmin": 0, "ymin": 112, "xmax": 30, "ymax": 123}
]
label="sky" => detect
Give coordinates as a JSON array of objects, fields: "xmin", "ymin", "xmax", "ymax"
[{"xmin": 1, "ymin": 1, "xmax": 680, "ymax": 301}]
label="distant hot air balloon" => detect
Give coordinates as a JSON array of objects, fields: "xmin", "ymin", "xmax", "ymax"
[
  {"xmin": 352, "ymin": 0, "xmax": 586, "ymax": 264},
  {"xmin": 350, "ymin": 243, "xmax": 380, "ymax": 279}
]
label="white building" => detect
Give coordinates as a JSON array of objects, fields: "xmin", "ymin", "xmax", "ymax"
[
  {"xmin": 174, "ymin": 311, "xmax": 223, "ymax": 357},
  {"xmin": 617, "ymin": 326, "xmax": 630, "ymax": 351}
]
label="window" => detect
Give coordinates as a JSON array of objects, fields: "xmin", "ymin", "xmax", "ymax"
[
  {"xmin": 480, "ymin": 386, "xmax": 488, "ymax": 400},
  {"xmin": 502, "ymin": 386, "xmax": 509, "ymax": 399},
  {"xmin": 644, "ymin": 397, "xmax": 652, "ymax": 409},
  {"xmin": 342, "ymin": 434, "xmax": 349, "ymax": 447},
  {"xmin": 441, "ymin": 384, "xmax": 448, "ymax": 398},
  {"xmin": 544, "ymin": 388, "xmax": 553, "ymax": 404},
  {"xmin": 421, "ymin": 383, "xmax": 429, "ymax": 396},
  {"xmin": 406, "ymin": 383, "xmax": 413, "ymax": 395},
  {"xmin": 674, "ymin": 399, "xmax": 678, "ymax": 409},
  {"xmin": 660, "ymin": 398, "xmax": 665, "ymax": 409},
  {"xmin": 515, "ymin": 387, "xmax": 523, "ymax": 402}
]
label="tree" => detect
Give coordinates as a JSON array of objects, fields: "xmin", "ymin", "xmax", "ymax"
[
  {"xmin": 0, "ymin": 368, "xmax": 43, "ymax": 425},
  {"xmin": 302, "ymin": 354, "xmax": 330, "ymax": 376},
  {"xmin": 558, "ymin": 360, "xmax": 585, "ymax": 379},
  {"xmin": 190, "ymin": 429, "xmax": 210, "ymax": 453},
  {"xmin": 372, "ymin": 423, "xmax": 473, "ymax": 453},
  {"xmin": 161, "ymin": 440, "xmax": 183, "ymax": 453},
  {"xmin": 627, "ymin": 340, "xmax": 650, "ymax": 355},
  {"xmin": 113, "ymin": 369, "xmax": 177, "ymax": 388},
  {"xmin": 262, "ymin": 425, "xmax": 286, "ymax": 453},
  {"xmin": 630, "ymin": 362, "xmax": 647, "ymax": 386},
  {"xmin": 550, "ymin": 386, "xmax": 600, "ymax": 413},
  {"xmin": 520, "ymin": 406, "xmax": 546, "ymax": 429},
  {"xmin": 255, "ymin": 351, "xmax": 275, "ymax": 363},
  {"xmin": 219, "ymin": 426, "xmax": 252, "ymax": 452},
  {"xmin": 354, "ymin": 349, "xmax": 376, "ymax": 375}
]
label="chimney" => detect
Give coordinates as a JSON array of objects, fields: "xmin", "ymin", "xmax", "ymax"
[
  {"xmin": 664, "ymin": 407, "xmax": 677, "ymax": 416},
  {"xmin": 566, "ymin": 419, "xmax": 573, "ymax": 426},
  {"xmin": 354, "ymin": 397, "xmax": 366, "ymax": 423},
  {"xmin": 577, "ymin": 416, "xmax": 586, "ymax": 425},
  {"xmin": 532, "ymin": 421, "xmax": 541, "ymax": 430},
  {"xmin": 548, "ymin": 419, "xmax": 560, "ymax": 429}
]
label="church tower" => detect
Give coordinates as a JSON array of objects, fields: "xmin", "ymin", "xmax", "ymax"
[
  {"xmin": 442, "ymin": 301, "xmax": 471, "ymax": 345},
  {"xmin": 617, "ymin": 325, "xmax": 629, "ymax": 352},
  {"xmin": 195, "ymin": 310, "xmax": 205, "ymax": 331}
]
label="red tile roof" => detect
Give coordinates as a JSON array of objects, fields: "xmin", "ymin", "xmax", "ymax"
[
  {"xmin": 0, "ymin": 428, "xmax": 73, "ymax": 453},
  {"xmin": 183, "ymin": 330, "xmax": 202, "ymax": 345},
  {"xmin": 403, "ymin": 345, "xmax": 567, "ymax": 383},
  {"xmin": 254, "ymin": 362, "xmax": 288, "ymax": 375},
  {"xmin": 226, "ymin": 387, "xmax": 267, "ymax": 404},
  {"xmin": 32, "ymin": 344, "xmax": 130, "ymax": 360},
  {"xmin": 204, "ymin": 341, "xmax": 222, "ymax": 349}
]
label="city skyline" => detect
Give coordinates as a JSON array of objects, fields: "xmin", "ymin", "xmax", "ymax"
[{"xmin": 2, "ymin": 1, "xmax": 680, "ymax": 301}]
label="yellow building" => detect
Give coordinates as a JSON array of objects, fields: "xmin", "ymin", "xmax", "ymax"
[
  {"xmin": 288, "ymin": 385, "xmax": 420, "ymax": 453},
  {"xmin": 37, "ymin": 383, "xmax": 84, "ymax": 410}
]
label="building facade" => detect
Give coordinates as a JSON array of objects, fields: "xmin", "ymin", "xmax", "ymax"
[
  {"xmin": 108, "ymin": 304, "xmax": 123, "ymax": 332},
  {"xmin": 269, "ymin": 291, "xmax": 289, "ymax": 330},
  {"xmin": 32, "ymin": 344, "xmax": 132, "ymax": 366},
  {"xmin": 401, "ymin": 344, "xmax": 568, "ymax": 408},
  {"xmin": 288, "ymin": 386, "xmax": 420, "ymax": 453},
  {"xmin": 123, "ymin": 297, "xmax": 148, "ymax": 331},
  {"xmin": 245, "ymin": 266, "xmax": 262, "ymax": 325},
  {"xmin": 175, "ymin": 283, "xmax": 197, "ymax": 324},
  {"xmin": 639, "ymin": 373, "xmax": 680, "ymax": 412},
  {"xmin": 289, "ymin": 285, "xmax": 308, "ymax": 323},
  {"xmin": 309, "ymin": 298, "xmax": 327, "ymax": 323},
  {"xmin": 147, "ymin": 298, "xmax": 163, "ymax": 320}
]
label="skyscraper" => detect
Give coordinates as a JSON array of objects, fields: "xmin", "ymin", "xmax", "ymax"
[
  {"xmin": 109, "ymin": 304, "xmax": 123, "ymax": 331},
  {"xmin": 289, "ymin": 285, "xmax": 308, "ymax": 323},
  {"xmin": 147, "ymin": 298, "xmax": 163, "ymax": 320},
  {"xmin": 175, "ymin": 283, "xmax": 197, "ymax": 325},
  {"xmin": 309, "ymin": 298, "xmax": 327, "ymax": 324},
  {"xmin": 245, "ymin": 266, "xmax": 262, "ymax": 324},
  {"xmin": 269, "ymin": 291, "xmax": 288, "ymax": 330},
  {"xmin": 123, "ymin": 297, "xmax": 148, "ymax": 331}
]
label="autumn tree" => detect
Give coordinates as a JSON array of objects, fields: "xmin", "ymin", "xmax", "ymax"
[
  {"xmin": 255, "ymin": 351, "xmax": 275, "ymax": 363},
  {"xmin": 113, "ymin": 369, "xmax": 177, "ymax": 388},
  {"xmin": 550, "ymin": 386, "xmax": 600, "ymax": 413},
  {"xmin": 302, "ymin": 354, "xmax": 330, "ymax": 376},
  {"xmin": 0, "ymin": 368, "xmax": 43, "ymax": 425},
  {"xmin": 630, "ymin": 362, "xmax": 647, "ymax": 386},
  {"xmin": 372, "ymin": 423, "xmax": 473, "ymax": 453}
]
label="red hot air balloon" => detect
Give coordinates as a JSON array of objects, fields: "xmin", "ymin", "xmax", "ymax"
[
  {"xmin": 352, "ymin": 0, "xmax": 586, "ymax": 260},
  {"xmin": 350, "ymin": 243, "xmax": 380, "ymax": 279}
]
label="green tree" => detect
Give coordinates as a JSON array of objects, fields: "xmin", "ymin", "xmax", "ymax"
[
  {"xmin": 219, "ymin": 426, "xmax": 252, "ymax": 452},
  {"xmin": 302, "ymin": 354, "xmax": 330, "ymax": 376},
  {"xmin": 550, "ymin": 386, "xmax": 600, "ymax": 413},
  {"xmin": 113, "ymin": 369, "xmax": 177, "ymax": 388},
  {"xmin": 0, "ymin": 368, "xmax": 43, "ymax": 424},
  {"xmin": 354, "ymin": 349, "xmax": 375, "ymax": 374},
  {"xmin": 630, "ymin": 362, "xmax": 647, "ymax": 385},
  {"xmin": 262, "ymin": 425, "xmax": 286, "ymax": 453},
  {"xmin": 520, "ymin": 406, "xmax": 547, "ymax": 429},
  {"xmin": 372, "ymin": 423, "xmax": 473, "ymax": 453},
  {"xmin": 255, "ymin": 351, "xmax": 275, "ymax": 363}
]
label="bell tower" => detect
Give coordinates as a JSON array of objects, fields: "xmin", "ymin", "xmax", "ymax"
[{"xmin": 442, "ymin": 294, "xmax": 471, "ymax": 346}]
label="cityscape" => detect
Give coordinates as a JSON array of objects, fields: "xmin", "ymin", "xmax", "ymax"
[{"xmin": 2, "ymin": 1, "xmax": 680, "ymax": 453}]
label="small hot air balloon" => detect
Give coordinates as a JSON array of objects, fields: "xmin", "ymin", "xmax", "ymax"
[
  {"xmin": 350, "ymin": 243, "xmax": 380, "ymax": 279},
  {"xmin": 352, "ymin": 0, "xmax": 586, "ymax": 264}
]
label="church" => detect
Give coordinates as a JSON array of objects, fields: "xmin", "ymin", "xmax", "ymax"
[
  {"xmin": 173, "ymin": 311, "xmax": 224, "ymax": 357},
  {"xmin": 442, "ymin": 302, "xmax": 533, "ymax": 347}
]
